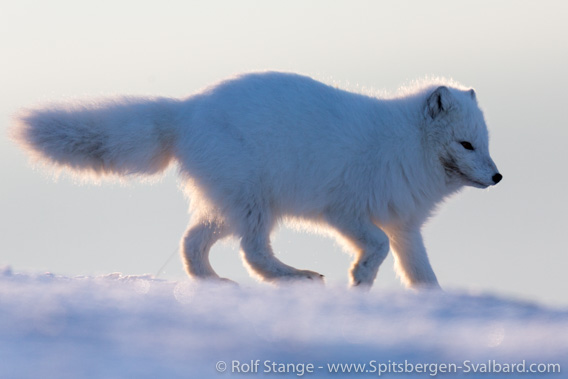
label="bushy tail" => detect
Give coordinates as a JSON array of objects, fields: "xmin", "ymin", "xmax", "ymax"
[{"xmin": 12, "ymin": 97, "xmax": 181, "ymax": 178}]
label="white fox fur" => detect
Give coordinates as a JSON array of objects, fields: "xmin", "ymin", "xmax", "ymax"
[{"xmin": 13, "ymin": 72, "xmax": 502, "ymax": 288}]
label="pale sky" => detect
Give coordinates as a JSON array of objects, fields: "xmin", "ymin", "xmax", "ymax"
[{"xmin": 1, "ymin": 1, "xmax": 567, "ymax": 306}]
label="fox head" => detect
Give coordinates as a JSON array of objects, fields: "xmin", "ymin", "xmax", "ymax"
[{"xmin": 423, "ymin": 85, "xmax": 502, "ymax": 189}]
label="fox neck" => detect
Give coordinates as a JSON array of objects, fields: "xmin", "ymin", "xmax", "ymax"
[{"xmin": 369, "ymin": 103, "xmax": 461, "ymax": 227}]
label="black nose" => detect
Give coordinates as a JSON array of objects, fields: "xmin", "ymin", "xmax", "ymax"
[{"xmin": 492, "ymin": 173, "xmax": 503, "ymax": 184}]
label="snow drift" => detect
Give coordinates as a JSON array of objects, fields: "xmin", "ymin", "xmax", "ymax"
[{"xmin": 0, "ymin": 267, "xmax": 565, "ymax": 378}]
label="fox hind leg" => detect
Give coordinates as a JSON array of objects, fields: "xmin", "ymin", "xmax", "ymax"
[
  {"xmin": 181, "ymin": 219, "xmax": 228, "ymax": 280},
  {"xmin": 239, "ymin": 208, "xmax": 324, "ymax": 282}
]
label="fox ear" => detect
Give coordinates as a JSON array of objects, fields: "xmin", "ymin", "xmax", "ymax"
[
  {"xmin": 425, "ymin": 86, "xmax": 453, "ymax": 120},
  {"xmin": 469, "ymin": 89, "xmax": 476, "ymax": 99}
]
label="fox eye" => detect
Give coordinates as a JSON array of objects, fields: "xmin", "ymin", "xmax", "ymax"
[{"xmin": 460, "ymin": 141, "xmax": 475, "ymax": 151}]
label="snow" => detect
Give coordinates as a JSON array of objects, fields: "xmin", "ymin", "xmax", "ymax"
[{"xmin": 0, "ymin": 267, "xmax": 566, "ymax": 378}]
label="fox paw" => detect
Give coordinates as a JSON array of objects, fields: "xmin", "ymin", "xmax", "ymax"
[
  {"xmin": 269, "ymin": 269, "xmax": 325, "ymax": 284},
  {"xmin": 297, "ymin": 269, "xmax": 325, "ymax": 282},
  {"xmin": 351, "ymin": 279, "xmax": 372, "ymax": 290}
]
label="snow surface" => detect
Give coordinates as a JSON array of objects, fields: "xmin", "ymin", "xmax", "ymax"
[{"xmin": 0, "ymin": 267, "xmax": 566, "ymax": 378}]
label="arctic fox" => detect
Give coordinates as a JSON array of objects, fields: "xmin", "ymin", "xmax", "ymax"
[{"xmin": 13, "ymin": 72, "xmax": 501, "ymax": 288}]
